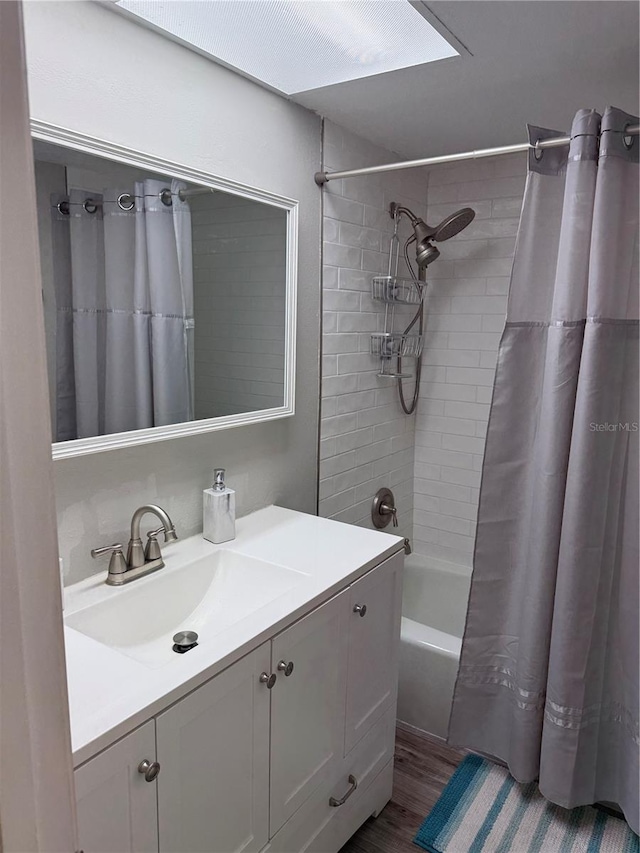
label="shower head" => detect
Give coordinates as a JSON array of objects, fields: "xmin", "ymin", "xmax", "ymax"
[
  {"xmin": 391, "ymin": 203, "xmax": 476, "ymax": 268},
  {"xmin": 433, "ymin": 207, "xmax": 476, "ymax": 242}
]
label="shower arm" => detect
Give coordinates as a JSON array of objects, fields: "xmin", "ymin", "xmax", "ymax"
[
  {"xmin": 390, "ymin": 203, "xmax": 416, "ymax": 223},
  {"xmin": 390, "ymin": 202, "xmax": 434, "ymax": 235}
]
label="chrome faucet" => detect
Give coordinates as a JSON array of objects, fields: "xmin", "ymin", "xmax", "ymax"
[
  {"xmin": 127, "ymin": 505, "xmax": 178, "ymax": 568},
  {"xmin": 91, "ymin": 504, "xmax": 178, "ymax": 586}
]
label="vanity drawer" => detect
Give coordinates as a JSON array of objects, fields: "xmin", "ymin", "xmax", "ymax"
[
  {"xmin": 323, "ymin": 759, "xmax": 394, "ymax": 853},
  {"xmin": 265, "ymin": 708, "xmax": 395, "ymax": 853}
]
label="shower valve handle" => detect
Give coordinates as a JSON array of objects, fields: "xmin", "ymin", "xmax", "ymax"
[
  {"xmin": 371, "ymin": 487, "xmax": 399, "ymax": 530},
  {"xmin": 380, "ymin": 501, "xmax": 398, "ymax": 527}
]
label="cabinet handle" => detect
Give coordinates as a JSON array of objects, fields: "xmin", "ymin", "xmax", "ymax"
[
  {"xmin": 329, "ymin": 774, "xmax": 358, "ymax": 807},
  {"xmin": 260, "ymin": 672, "xmax": 277, "ymax": 689},
  {"xmin": 277, "ymin": 660, "xmax": 294, "ymax": 677},
  {"xmin": 353, "ymin": 603, "xmax": 367, "ymax": 617},
  {"xmin": 138, "ymin": 759, "xmax": 160, "ymax": 782}
]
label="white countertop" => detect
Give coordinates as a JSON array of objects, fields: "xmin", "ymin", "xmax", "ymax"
[{"xmin": 64, "ymin": 506, "xmax": 403, "ymax": 767}]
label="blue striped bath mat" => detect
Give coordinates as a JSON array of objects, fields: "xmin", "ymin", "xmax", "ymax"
[{"xmin": 414, "ymin": 754, "xmax": 638, "ymax": 853}]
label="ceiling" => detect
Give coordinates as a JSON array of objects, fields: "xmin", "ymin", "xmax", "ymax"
[{"xmin": 293, "ymin": 1, "xmax": 640, "ymax": 159}]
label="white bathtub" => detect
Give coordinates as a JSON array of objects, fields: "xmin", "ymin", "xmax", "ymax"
[{"xmin": 397, "ymin": 554, "xmax": 472, "ymax": 740}]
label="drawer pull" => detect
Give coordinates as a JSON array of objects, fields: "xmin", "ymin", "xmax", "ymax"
[
  {"xmin": 260, "ymin": 672, "xmax": 277, "ymax": 689},
  {"xmin": 329, "ymin": 774, "xmax": 358, "ymax": 807},
  {"xmin": 353, "ymin": 603, "xmax": 367, "ymax": 617},
  {"xmin": 138, "ymin": 759, "xmax": 160, "ymax": 782},
  {"xmin": 277, "ymin": 660, "xmax": 294, "ymax": 677}
]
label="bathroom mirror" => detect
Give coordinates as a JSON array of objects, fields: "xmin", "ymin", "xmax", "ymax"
[{"xmin": 32, "ymin": 123, "xmax": 297, "ymax": 459}]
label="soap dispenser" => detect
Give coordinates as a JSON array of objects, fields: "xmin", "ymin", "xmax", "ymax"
[{"xmin": 203, "ymin": 468, "xmax": 236, "ymax": 544}]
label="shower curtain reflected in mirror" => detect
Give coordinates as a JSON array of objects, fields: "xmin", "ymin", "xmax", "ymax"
[
  {"xmin": 449, "ymin": 107, "xmax": 639, "ymax": 834},
  {"xmin": 51, "ymin": 178, "xmax": 194, "ymax": 441}
]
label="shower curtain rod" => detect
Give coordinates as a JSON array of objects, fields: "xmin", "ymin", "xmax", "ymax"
[{"xmin": 314, "ymin": 124, "xmax": 640, "ymax": 185}]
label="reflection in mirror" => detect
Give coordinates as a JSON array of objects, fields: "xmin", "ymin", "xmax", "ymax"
[{"xmin": 33, "ymin": 141, "xmax": 288, "ymax": 444}]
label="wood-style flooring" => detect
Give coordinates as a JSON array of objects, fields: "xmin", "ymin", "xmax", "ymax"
[{"xmin": 339, "ymin": 725, "xmax": 465, "ymax": 853}]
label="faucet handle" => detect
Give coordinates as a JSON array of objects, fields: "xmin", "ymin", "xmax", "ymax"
[
  {"xmin": 91, "ymin": 543, "xmax": 124, "ymax": 558},
  {"xmin": 144, "ymin": 528, "xmax": 165, "ymax": 561},
  {"xmin": 91, "ymin": 544, "xmax": 127, "ymax": 581}
]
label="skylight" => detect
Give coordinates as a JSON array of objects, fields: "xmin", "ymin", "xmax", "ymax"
[{"xmin": 114, "ymin": 1, "xmax": 459, "ymax": 95}]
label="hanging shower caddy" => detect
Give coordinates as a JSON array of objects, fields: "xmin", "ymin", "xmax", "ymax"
[{"xmin": 370, "ymin": 222, "xmax": 424, "ymax": 378}]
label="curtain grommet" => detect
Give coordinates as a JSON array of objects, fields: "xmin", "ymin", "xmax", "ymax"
[
  {"xmin": 57, "ymin": 200, "xmax": 70, "ymax": 216},
  {"xmin": 533, "ymin": 140, "xmax": 544, "ymax": 161},
  {"xmin": 83, "ymin": 199, "xmax": 99, "ymax": 214},
  {"xmin": 117, "ymin": 193, "xmax": 135, "ymax": 211},
  {"xmin": 159, "ymin": 188, "xmax": 173, "ymax": 207},
  {"xmin": 622, "ymin": 124, "xmax": 635, "ymax": 150}
]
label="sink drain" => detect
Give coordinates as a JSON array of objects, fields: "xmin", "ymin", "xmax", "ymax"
[{"xmin": 173, "ymin": 630, "xmax": 198, "ymax": 654}]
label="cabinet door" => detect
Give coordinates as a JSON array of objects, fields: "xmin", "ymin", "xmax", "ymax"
[
  {"xmin": 344, "ymin": 551, "xmax": 403, "ymax": 754},
  {"xmin": 74, "ymin": 720, "xmax": 158, "ymax": 853},
  {"xmin": 156, "ymin": 644, "xmax": 271, "ymax": 853},
  {"xmin": 270, "ymin": 589, "xmax": 349, "ymax": 836}
]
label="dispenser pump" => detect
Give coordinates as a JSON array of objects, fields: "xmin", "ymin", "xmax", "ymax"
[{"xmin": 213, "ymin": 468, "xmax": 226, "ymax": 491}]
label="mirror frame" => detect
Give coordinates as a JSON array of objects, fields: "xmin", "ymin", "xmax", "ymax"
[{"xmin": 31, "ymin": 121, "xmax": 298, "ymax": 460}]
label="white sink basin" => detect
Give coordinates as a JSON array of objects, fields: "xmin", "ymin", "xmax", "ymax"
[{"xmin": 65, "ymin": 550, "xmax": 306, "ymax": 668}]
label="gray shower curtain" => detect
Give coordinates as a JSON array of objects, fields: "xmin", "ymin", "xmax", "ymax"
[
  {"xmin": 449, "ymin": 107, "xmax": 639, "ymax": 834},
  {"xmin": 52, "ymin": 178, "xmax": 194, "ymax": 441}
]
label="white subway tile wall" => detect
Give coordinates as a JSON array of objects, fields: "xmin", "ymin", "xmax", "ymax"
[
  {"xmin": 319, "ymin": 121, "xmax": 430, "ymax": 540},
  {"xmin": 413, "ymin": 152, "xmax": 526, "ymax": 567},
  {"xmin": 190, "ymin": 193, "xmax": 287, "ymax": 419},
  {"xmin": 319, "ymin": 127, "xmax": 526, "ymax": 565}
]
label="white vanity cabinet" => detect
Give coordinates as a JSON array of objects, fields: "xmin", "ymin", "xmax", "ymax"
[
  {"xmin": 156, "ymin": 645, "xmax": 271, "ymax": 853},
  {"xmin": 75, "ymin": 721, "xmax": 159, "ymax": 853},
  {"xmin": 73, "ymin": 549, "xmax": 403, "ymax": 853},
  {"xmin": 270, "ymin": 589, "xmax": 350, "ymax": 835},
  {"xmin": 344, "ymin": 555, "xmax": 400, "ymax": 754},
  {"xmin": 266, "ymin": 551, "xmax": 402, "ymax": 853}
]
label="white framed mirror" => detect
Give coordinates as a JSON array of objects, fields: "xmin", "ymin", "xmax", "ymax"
[{"xmin": 31, "ymin": 121, "xmax": 298, "ymax": 460}]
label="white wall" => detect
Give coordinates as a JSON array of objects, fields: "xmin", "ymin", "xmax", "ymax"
[
  {"xmin": 190, "ymin": 193, "xmax": 287, "ymax": 418},
  {"xmin": 319, "ymin": 120, "xmax": 429, "ymax": 542},
  {"xmin": 413, "ymin": 152, "xmax": 526, "ymax": 567},
  {"xmin": 24, "ymin": 1, "xmax": 321, "ymax": 584}
]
